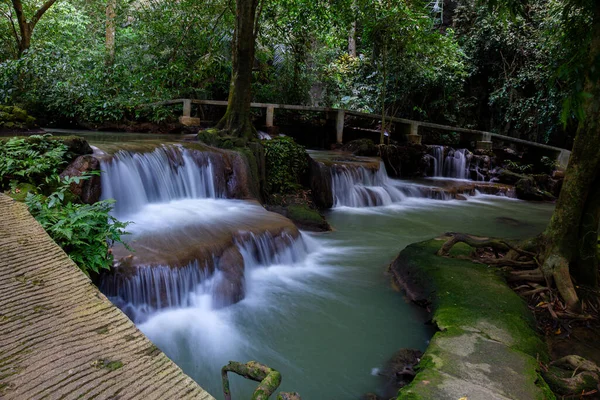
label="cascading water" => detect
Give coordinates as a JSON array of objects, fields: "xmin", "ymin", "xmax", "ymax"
[
  {"xmin": 427, "ymin": 146, "xmax": 472, "ymax": 180},
  {"xmin": 430, "ymin": 145, "xmax": 444, "ymax": 176},
  {"xmin": 444, "ymin": 148, "xmax": 470, "ymax": 179},
  {"xmin": 99, "ymin": 143, "xmax": 319, "ymax": 325},
  {"xmin": 100, "ymin": 144, "xmax": 221, "ymax": 216},
  {"xmin": 331, "ymin": 162, "xmax": 421, "ymax": 207},
  {"xmin": 101, "ymin": 230, "xmax": 312, "ymax": 323}
]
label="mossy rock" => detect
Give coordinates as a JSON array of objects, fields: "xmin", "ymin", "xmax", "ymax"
[
  {"xmin": 197, "ymin": 129, "xmax": 248, "ymax": 149},
  {"xmin": 390, "ymin": 239, "xmax": 554, "ymax": 400},
  {"xmin": 0, "ymin": 105, "xmax": 36, "ymax": 129},
  {"xmin": 6, "ymin": 183, "xmax": 38, "ymax": 202},
  {"xmin": 286, "ymin": 204, "xmax": 330, "ymax": 232}
]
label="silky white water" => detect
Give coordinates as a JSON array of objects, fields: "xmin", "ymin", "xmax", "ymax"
[{"xmin": 84, "ymin": 134, "xmax": 555, "ymax": 399}]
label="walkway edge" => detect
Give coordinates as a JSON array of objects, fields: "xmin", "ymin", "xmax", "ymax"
[{"xmin": 0, "ymin": 194, "xmax": 214, "ymax": 400}]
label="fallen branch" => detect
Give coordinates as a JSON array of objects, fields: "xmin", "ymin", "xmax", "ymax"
[{"xmin": 222, "ymin": 361, "xmax": 283, "ymax": 400}]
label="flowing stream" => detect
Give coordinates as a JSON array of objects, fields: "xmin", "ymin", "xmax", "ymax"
[{"xmin": 67, "ymin": 132, "xmax": 555, "ymax": 399}]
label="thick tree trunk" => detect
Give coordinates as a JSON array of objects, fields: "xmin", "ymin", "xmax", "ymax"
[
  {"xmin": 216, "ymin": 0, "xmax": 261, "ymax": 139},
  {"xmin": 105, "ymin": 0, "xmax": 116, "ymax": 66},
  {"xmin": 542, "ymin": 3, "xmax": 600, "ymax": 310}
]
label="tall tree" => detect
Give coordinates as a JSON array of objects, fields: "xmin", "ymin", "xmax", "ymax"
[
  {"xmin": 216, "ymin": 0, "xmax": 263, "ymax": 139},
  {"xmin": 105, "ymin": 0, "xmax": 116, "ymax": 66},
  {"xmin": 540, "ymin": 0, "xmax": 600, "ymax": 311},
  {"xmin": 10, "ymin": 0, "xmax": 58, "ymax": 56}
]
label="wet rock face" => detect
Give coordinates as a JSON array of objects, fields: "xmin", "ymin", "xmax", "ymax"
[
  {"xmin": 59, "ymin": 155, "xmax": 102, "ymax": 204},
  {"xmin": 214, "ymin": 246, "xmax": 245, "ymax": 308},
  {"xmin": 309, "ymin": 158, "xmax": 333, "ymax": 209},
  {"xmin": 379, "ymin": 144, "xmax": 429, "ymax": 178},
  {"xmin": 341, "ymin": 139, "xmax": 379, "ymax": 157}
]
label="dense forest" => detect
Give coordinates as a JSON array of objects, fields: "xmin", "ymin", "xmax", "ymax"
[{"xmin": 0, "ymin": 0, "xmax": 590, "ymax": 147}]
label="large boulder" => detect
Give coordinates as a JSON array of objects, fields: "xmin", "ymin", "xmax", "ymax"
[{"xmin": 59, "ymin": 155, "xmax": 102, "ymax": 204}]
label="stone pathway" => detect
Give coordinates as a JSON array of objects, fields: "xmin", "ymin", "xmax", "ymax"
[{"xmin": 0, "ymin": 194, "xmax": 214, "ymax": 399}]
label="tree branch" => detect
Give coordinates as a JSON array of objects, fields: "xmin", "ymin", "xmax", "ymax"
[{"xmin": 31, "ymin": 0, "xmax": 58, "ymax": 27}]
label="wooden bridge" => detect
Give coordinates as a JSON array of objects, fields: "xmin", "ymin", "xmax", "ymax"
[
  {"xmin": 0, "ymin": 194, "xmax": 214, "ymax": 400},
  {"xmin": 144, "ymin": 98, "xmax": 571, "ymax": 168}
]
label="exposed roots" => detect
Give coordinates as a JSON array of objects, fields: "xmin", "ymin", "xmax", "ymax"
[
  {"xmin": 437, "ymin": 233, "xmax": 597, "ymax": 321},
  {"xmin": 437, "ymin": 232, "xmax": 510, "ymax": 257}
]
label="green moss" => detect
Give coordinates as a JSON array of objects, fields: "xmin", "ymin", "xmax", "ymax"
[
  {"xmin": 393, "ymin": 239, "xmax": 553, "ymax": 399},
  {"xmin": 287, "ymin": 205, "xmax": 323, "ymax": 224},
  {"xmin": 92, "ymin": 359, "xmax": 123, "ymax": 371},
  {"xmin": 398, "ymin": 239, "xmax": 546, "ymax": 358},
  {"xmin": 7, "ymin": 183, "xmax": 38, "ymax": 202}
]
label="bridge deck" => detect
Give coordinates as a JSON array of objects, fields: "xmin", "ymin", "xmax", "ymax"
[{"xmin": 0, "ymin": 194, "xmax": 214, "ymax": 400}]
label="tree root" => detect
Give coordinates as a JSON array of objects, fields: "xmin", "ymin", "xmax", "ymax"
[
  {"xmin": 543, "ymin": 355, "xmax": 600, "ymax": 396},
  {"xmin": 507, "ymin": 269, "xmax": 545, "ymax": 282},
  {"xmin": 437, "ymin": 232, "xmax": 511, "ymax": 256}
]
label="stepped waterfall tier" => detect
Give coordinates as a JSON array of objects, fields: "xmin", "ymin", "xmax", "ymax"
[
  {"xmin": 98, "ymin": 144, "xmax": 313, "ymax": 322},
  {"xmin": 330, "ymin": 162, "xmax": 423, "ymax": 207}
]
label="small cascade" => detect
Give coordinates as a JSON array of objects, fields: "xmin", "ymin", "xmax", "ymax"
[
  {"xmin": 331, "ymin": 162, "xmax": 420, "ymax": 207},
  {"xmin": 428, "ymin": 146, "xmax": 472, "ymax": 179},
  {"xmin": 238, "ymin": 231, "xmax": 311, "ymax": 267},
  {"xmin": 103, "ymin": 230, "xmax": 312, "ymax": 323},
  {"xmin": 429, "ymin": 145, "xmax": 444, "ymax": 176},
  {"xmin": 101, "ymin": 145, "xmax": 222, "ymax": 216},
  {"xmin": 443, "ymin": 148, "xmax": 471, "ymax": 179}
]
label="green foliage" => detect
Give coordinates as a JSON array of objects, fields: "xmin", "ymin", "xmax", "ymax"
[
  {"xmin": 506, "ymin": 160, "xmax": 533, "ymax": 174},
  {"xmin": 25, "ymin": 175, "xmax": 130, "ymax": 276},
  {"xmin": 263, "ymin": 136, "xmax": 308, "ymax": 194},
  {"xmin": 0, "ymin": 134, "xmax": 67, "ymax": 189},
  {"xmin": 540, "ymin": 156, "xmax": 558, "ymax": 173}
]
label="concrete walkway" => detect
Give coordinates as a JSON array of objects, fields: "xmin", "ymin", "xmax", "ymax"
[{"xmin": 0, "ymin": 194, "xmax": 214, "ymax": 399}]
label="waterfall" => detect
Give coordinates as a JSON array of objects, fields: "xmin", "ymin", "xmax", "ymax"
[
  {"xmin": 443, "ymin": 148, "xmax": 471, "ymax": 179},
  {"xmin": 331, "ymin": 162, "xmax": 422, "ymax": 207},
  {"xmin": 430, "ymin": 145, "xmax": 444, "ymax": 176},
  {"xmin": 428, "ymin": 146, "xmax": 471, "ymax": 179},
  {"xmin": 101, "ymin": 145, "xmax": 221, "ymax": 216},
  {"xmin": 102, "ymin": 231, "xmax": 311, "ymax": 323}
]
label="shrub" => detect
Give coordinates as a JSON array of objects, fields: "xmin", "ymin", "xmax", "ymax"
[
  {"xmin": 0, "ymin": 134, "xmax": 67, "ymax": 190},
  {"xmin": 263, "ymin": 136, "xmax": 308, "ymax": 194},
  {"xmin": 25, "ymin": 175, "xmax": 130, "ymax": 276}
]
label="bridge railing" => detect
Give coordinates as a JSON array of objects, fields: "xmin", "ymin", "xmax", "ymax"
[{"xmin": 140, "ymin": 99, "xmax": 570, "ymax": 168}]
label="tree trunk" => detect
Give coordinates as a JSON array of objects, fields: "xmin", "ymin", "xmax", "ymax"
[
  {"xmin": 105, "ymin": 0, "xmax": 117, "ymax": 66},
  {"xmin": 11, "ymin": 0, "xmax": 58, "ymax": 57},
  {"xmin": 542, "ymin": 2, "xmax": 600, "ymax": 310},
  {"xmin": 216, "ymin": 0, "xmax": 261, "ymax": 139},
  {"xmin": 348, "ymin": 21, "xmax": 357, "ymax": 57}
]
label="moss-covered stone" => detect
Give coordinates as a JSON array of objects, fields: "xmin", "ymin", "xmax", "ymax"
[
  {"xmin": 286, "ymin": 204, "xmax": 330, "ymax": 232},
  {"xmin": 0, "ymin": 105, "xmax": 36, "ymax": 130},
  {"xmin": 390, "ymin": 239, "xmax": 554, "ymax": 400}
]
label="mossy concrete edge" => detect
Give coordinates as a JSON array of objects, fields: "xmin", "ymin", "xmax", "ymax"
[{"xmin": 390, "ymin": 238, "xmax": 555, "ymax": 400}]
